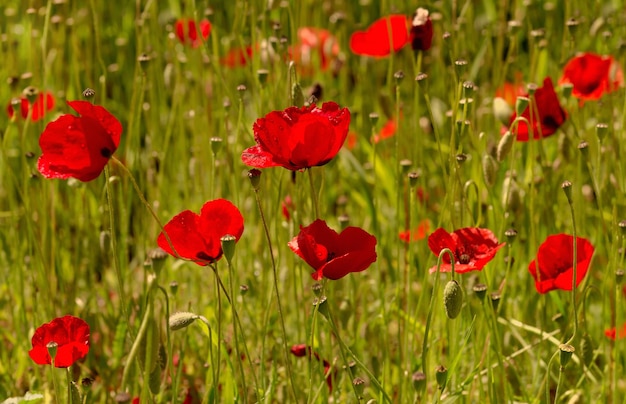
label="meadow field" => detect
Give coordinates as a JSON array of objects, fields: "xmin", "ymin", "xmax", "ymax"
[{"xmin": 1, "ymin": 0, "xmax": 626, "ymax": 402}]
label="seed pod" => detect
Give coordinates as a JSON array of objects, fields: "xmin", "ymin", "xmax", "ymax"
[
  {"xmin": 169, "ymin": 312, "xmax": 199, "ymax": 331},
  {"xmin": 443, "ymin": 280, "xmax": 463, "ymax": 319},
  {"xmin": 482, "ymin": 154, "xmax": 497, "ymax": 187},
  {"xmin": 497, "ymin": 131, "xmax": 515, "ymax": 162}
]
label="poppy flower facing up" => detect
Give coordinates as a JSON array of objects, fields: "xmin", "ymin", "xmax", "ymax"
[
  {"xmin": 157, "ymin": 199, "xmax": 244, "ymax": 265},
  {"xmin": 288, "ymin": 219, "xmax": 377, "ymax": 281},
  {"xmin": 350, "ymin": 15, "xmax": 409, "ymax": 57},
  {"xmin": 174, "ymin": 18, "xmax": 211, "ymax": 48},
  {"xmin": 507, "ymin": 77, "xmax": 567, "ymax": 141},
  {"xmin": 559, "ymin": 53, "xmax": 623, "ymax": 101},
  {"xmin": 409, "ymin": 8, "xmax": 433, "ymax": 51},
  {"xmin": 290, "ymin": 27, "xmax": 340, "ymax": 73},
  {"xmin": 528, "ymin": 234, "xmax": 594, "ymax": 294},
  {"xmin": 427, "ymin": 227, "xmax": 505, "ymax": 274},
  {"xmin": 29, "ymin": 315, "xmax": 90, "ymax": 368},
  {"xmin": 7, "ymin": 91, "xmax": 55, "ymax": 122},
  {"xmin": 37, "ymin": 101, "xmax": 122, "ymax": 182},
  {"xmin": 241, "ymin": 102, "xmax": 350, "ymax": 171}
]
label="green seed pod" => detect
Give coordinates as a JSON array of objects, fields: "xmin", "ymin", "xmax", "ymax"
[
  {"xmin": 497, "ymin": 131, "xmax": 515, "ymax": 162},
  {"xmin": 169, "ymin": 312, "xmax": 199, "ymax": 331},
  {"xmin": 443, "ymin": 280, "xmax": 463, "ymax": 319}
]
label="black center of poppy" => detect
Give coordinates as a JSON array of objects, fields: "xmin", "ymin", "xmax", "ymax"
[
  {"xmin": 459, "ymin": 253, "xmax": 470, "ymax": 264},
  {"xmin": 326, "ymin": 252, "xmax": 336, "ymax": 262},
  {"xmin": 100, "ymin": 148, "xmax": 112, "ymax": 158}
]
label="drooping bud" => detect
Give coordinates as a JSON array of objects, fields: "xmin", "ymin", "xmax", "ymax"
[
  {"xmin": 169, "ymin": 312, "xmax": 199, "ymax": 331},
  {"xmin": 443, "ymin": 279, "xmax": 463, "ymax": 319}
]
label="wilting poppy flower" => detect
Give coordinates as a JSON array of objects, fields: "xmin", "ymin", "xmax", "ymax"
[
  {"xmin": 290, "ymin": 344, "xmax": 334, "ymax": 391},
  {"xmin": 157, "ymin": 199, "xmax": 244, "ymax": 265},
  {"xmin": 427, "ymin": 227, "xmax": 505, "ymax": 273},
  {"xmin": 559, "ymin": 53, "xmax": 623, "ymax": 101},
  {"xmin": 409, "ymin": 8, "xmax": 433, "ymax": 51},
  {"xmin": 37, "ymin": 101, "xmax": 122, "ymax": 182},
  {"xmin": 289, "ymin": 27, "xmax": 340, "ymax": 73},
  {"xmin": 399, "ymin": 219, "xmax": 431, "ymax": 243},
  {"xmin": 350, "ymin": 15, "xmax": 409, "ymax": 57},
  {"xmin": 174, "ymin": 18, "xmax": 211, "ymax": 48},
  {"xmin": 29, "ymin": 315, "xmax": 90, "ymax": 368},
  {"xmin": 528, "ymin": 234, "xmax": 594, "ymax": 293},
  {"xmin": 605, "ymin": 323, "xmax": 626, "ymax": 340},
  {"xmin": 507, "ymin": 77, "xmax": 567, "ymax": 141},
  {"xmin": 7, "ymin": 91, "xmax": 55, "ymax": 122},
  {"xmin": 288, "ymin": 219, "xmax": 377, "ymax": 280},
  {"xmin": 241, "ymin": 102, "xmax": 350, "ymax": 171}
]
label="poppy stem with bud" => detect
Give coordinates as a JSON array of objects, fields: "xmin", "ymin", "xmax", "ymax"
[{"xmin": 562, "ymin": 180, "xmax": 579, "ymax": 344}]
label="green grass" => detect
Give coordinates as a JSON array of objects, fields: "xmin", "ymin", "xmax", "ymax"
[{"xmin": 1, "ymin": 0, "xmax": 626, "ymax": 403}]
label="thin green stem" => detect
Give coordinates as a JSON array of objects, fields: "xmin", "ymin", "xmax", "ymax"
[
  {"xmin": 225, "ymin": 258, "xmax": 247, "ymax": 401},
  {"xmin": 565, "ymin": 195, "xmax": 578, "ymax": 344}
]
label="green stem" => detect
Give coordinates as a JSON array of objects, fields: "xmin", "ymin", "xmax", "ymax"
[
  {"xmin": 308, "ymin": 168, "xmax": 320, "ymax": 219},
  {"xmin": 565, "ymin": 194, "xmax": 578, "ymax": 344},
  {"xmin": 225, "ymin": 258, "xmax": 247, "ymax": 401}
]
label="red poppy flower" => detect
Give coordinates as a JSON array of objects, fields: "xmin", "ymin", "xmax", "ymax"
[
  {"xmin": 528, "ymin": 234, "xmax": 594, "ymax": 294},
  {"xmin": 288, "ymin": 219, "xmax": 377, "ymax": 280},
  {"xmin": 221, "ymin": 44, "xmax": 255, "ymax": 67},
  {"xmin": 281, "ymin": 195, "xmax": 294, "ymax": 222},
  {"xmin": 350, "ymin": 15, "xmax": 409, "ymax": 57},
  {"xmin": 289, "ymin": 27, "xmax": 340, "ymax": 73},
  {"xmin": 427, "ymin": 227, "xmax": 505, "ymax": 274},
  {"xmin": 559, "ymin": 53, "xmax": 623, "ymax": 101},
  {"xmin": 29, "ymin": 315, "xmax": 90, "ymax": 368},
  {"xmin": 157, "ymin": 199, "xmax": 244, "ymax": 265},
  {"xmin": 399, "ymin": 219, "xmax": 431, "ymax": 243},
  {"xmin": 290, "ymin": 344, "xmax": 334, "ymax": 391},
  {"xmin": 174, "ymin": 18, "xmax": 211, "ymax": 48},
  {"xmin": 605, "ymin": 323, "xmax": 626, "ymax": 340},
  {"xmin": 7, "ymin": 91, "xmax": 55, "ymax": 122},
  {"xmin": 409, "ymin": 8, "xmax": 433, "ymax": 51},
  {"xmin": 37, "ymin": 101, "xmax": 122, "ymax": 182},
  {"xmin": 241, "ymin": 102, "xmax": 350, "ymax": 171},
  {"xmin": 495, "ymin": 73, "xmax": 526, "ymax": 107},
  {"xmin": 372, "ymin": 117, "xmax": 398, "ymax": 143},
  {"xmin": 507, "ymin": 77, "xmax": 567, "ymax": 141}
]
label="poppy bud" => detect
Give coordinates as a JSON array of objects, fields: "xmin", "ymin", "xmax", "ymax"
[
  {"xmin": 497, "ymin": 131, "xmax": 515, "ymax": 162},
  {"xmin": 147, "ymin": 247, "xmax": 168, "ymax": 276},
  {"xmin": 515, "ymin": 96, "xmax": 529, "ymax": 116},
  {"xmin": 292, "ymin": 82, "xmax": 304, "ymax": 107},
  {"xmin": 559, "ymin": 343, "xmax": 575, "ymax": 367},
  {"xmin": 435, "ymin": 365, "xmax": 448, "ymax": 389},
  {"xmin": 220, "ymin": 234, "xmax": 237, "ymax": 263},
  {"xmin": 493, "ymin": 97, "xmax": 513, "ymax": 126},
  {"xmin": 169, "ymin": 312, "xmax": 199, "ymax": 331},
  {"xmin": 443, "ymin": 279, "xmax": 463, "ymax": 319},
  {"xmin": 482, "ymin": 154, "xmax": 497, "ymax": 187},
  {"xmin": 490, "ymin": 292, "xmax": 501, "ymax": 311},
  {"xmin": 502, "ymin": 176, "xmax": 523, "ymax": 212},
  {"xmin": 580, "ymin": 334, "xmax": 594, "ymax": 367},
  {"xmin": 412, "ymin": 371, "xmax": 426, "ymax": 393},
  {"xmin": 472, "ymin": 283, "xmax": 487, "ymax": 300},
  {"xmin": 169, "ymin": 281, "xmax": 178, "ymax": 295}
]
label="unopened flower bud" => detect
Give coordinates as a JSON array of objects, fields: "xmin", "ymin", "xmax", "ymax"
[
  {"xmin": 482, "ymin": 154, "xmax": 497, "ymax": 187},
  {"xmin": 515, "ymin": 96, "xmax": 529, "ymax": 115},
  {"xmin": 247, "ymin": 169, "xmax": 262, "ymax": 190},
  {"xmin": 435, "ymin": 365, "xmax": 448, "ymax": 389},
  {"xmin": 497, "ymin": 131, "xmax": 515, "ymax": 162},
  {"xmin": 169, "ymin": 311, "xmax": 199, "ymax": 331},
  {"xmin": 443, "ymin": 280, "xmax": 463, "ymax": 319}
]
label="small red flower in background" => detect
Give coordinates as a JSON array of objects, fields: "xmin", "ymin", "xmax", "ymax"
[
  {"xmin": 350, "ymin": 15, "xmax": 409, "ymax": 57},
  {"xmin": 157, "ymin": 199, "xmax": 244, "ymax": 265},
  {"xmin": 605, "ymin": 323, "xmax": 626, "ymax": 340},
  {"xmin": 241, "ymin": 102, "xmax": 350, "ymax": 171},
  {"xmin": 399, "ymin": 219, "xmax": 431, "ymax": 243},
  {"xmin": 507, "ymin": 77, "xmax": 567, "ymax": 141},
  {"xmin": 29, "ymin": 315, "xmax": 90, "ymax": 368},
  {"xmin": 281, "ymin": 195, "xmax": 294, "ymax": 221},
  {"xmin": 288, "ymin": 219, "xmax": 377, "ymax": 280},
  {"xmin": 372, "ymin": 117, "xmax": 398, "ymax": 143},
  {"xmin": 290, "ymin": 27, "xmax": 340, "ymax": 73},
  {"xmin": 427, "ymin": 227, "xmax": 505, "ymax": 273},
  {"xmin": 37, "ymin": 101, "xmax": 122, "ymax": 182},
  {"xmin": 559, "ymin": 53, "xmax": 623, "ymax": 101},
  {"xmin": 528, "ymin": 234, "xmax": 594, "ymax": 294},
  {"xmin": 409, "ymin": 8, "xmax": 433, "ymax": 51},
  {"xmin": 290, "ymin": 344, "xmax": 334, "ymax": 391},
  {"xmin": 175, "ymin": 18, "xmax": 211, "ymax": 48},
  {"xmin": 7, "ymin": 91, "xmax": 55, "ymax": 122},
  {"xmin": 495, "ymin": 73, "xmax": 526, "ymax": 107},
  {"xmin": 221, "ymin": 44, "xmax": 255, "ymax": 67}
]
